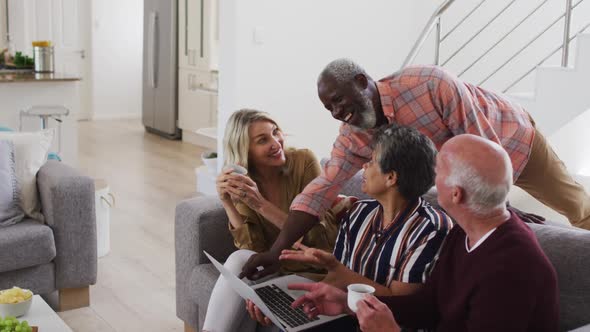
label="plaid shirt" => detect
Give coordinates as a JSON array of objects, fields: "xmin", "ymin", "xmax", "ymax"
[{"xmin": 291, "ymin": 65, "xmax": 534, "ymax": 217}]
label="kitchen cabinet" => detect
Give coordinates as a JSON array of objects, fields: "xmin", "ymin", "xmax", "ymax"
[
  {"xmin": 178, "ymin": 0, "xmax": 218, "ymax": 71},
  {"xmin": 178, "ymin": 0, "xmax": 218, "ymax": 146},
  {"xmin": 178, "ymin": 68, "xmax": 217, "ymax": 132},
  {"xmin": 7, "ymin": 0, "xmax": 91, "ymax": 119}
]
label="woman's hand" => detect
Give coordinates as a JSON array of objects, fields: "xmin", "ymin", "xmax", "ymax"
[
  {"xmin": 225, "ymin": 174, "xmax": 267, "ymax": 211},
  {"xmin": 279, "ymin": 243, "xmax": 340, "ymax": 271},
  {"xmin": 245, "ymin": 299, "xmax": 272, "ymax": 326},
  {"xmin": 215, "ymin": 168, "xmax": 235, "ymax": 203}
]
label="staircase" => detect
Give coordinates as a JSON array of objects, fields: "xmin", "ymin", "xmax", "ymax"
[
  {"xmin": 509, "ymin": 33, "xmax": 590, "ymax": 136},
  {"xmin": 406, "ymin": 0, "xmax": 590, "ymax": 136},
  {"xmin": 506, "ymin": 34, "xmax": 590, "ymax": 225}
]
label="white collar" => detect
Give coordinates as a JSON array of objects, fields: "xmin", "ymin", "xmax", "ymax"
[{"xmin": 465, "ymin": 228, "xmax": 497, "ymax": 253}]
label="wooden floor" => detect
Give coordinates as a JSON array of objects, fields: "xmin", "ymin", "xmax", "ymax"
[{"xmin": 57, "ymin": 119, "xmax": 206, "ymax": 332}]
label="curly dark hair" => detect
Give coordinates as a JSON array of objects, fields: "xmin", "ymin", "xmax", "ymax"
[{"xmin": 372, "ymin": 124, "xmax": 437, "ymax": 200}]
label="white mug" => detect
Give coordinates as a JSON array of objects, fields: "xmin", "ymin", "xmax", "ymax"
[{"xmin": 347, "ymin": 283, "xmax": 376, "ymax": 313}]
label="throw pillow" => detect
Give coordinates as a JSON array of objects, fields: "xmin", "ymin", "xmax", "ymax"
[
  {"xmin": 0, "ymin": 130, "xmax": 54, "ymax": 222},
  {"xmin": 0, "ymin": 140, "xmax": 25, "ymax": 226}
]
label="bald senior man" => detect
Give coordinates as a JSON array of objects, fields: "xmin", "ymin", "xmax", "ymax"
[
  {"xmin": 240, "ymin": 58, "xmax": 590, "ymax": 280},
  {"xmin": 287, "ymin": 134, "xmax": 559, "ymax": 332}
]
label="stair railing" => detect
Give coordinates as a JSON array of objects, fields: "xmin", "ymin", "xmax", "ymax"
[
  {"xmin": 401, "ymin": 0, "xmax": 456, "ymax": 68},
  {"xmin": 503, "ymin": 22, "xmax": 590, "ymax": 92},
  {"xmin": 441, "ymin": 0, "xmax": 518, "ymax": 67},
  {"xmin": 478, "ymin": 0, "xmax": 587, "ymax": 87},
  {"xmin": 457, "ymin": 0, "xmax": 550, "ymax": 77},
  {"xmin": 403, "ymin": 0, "xmax": 588, "ymax": 92}
]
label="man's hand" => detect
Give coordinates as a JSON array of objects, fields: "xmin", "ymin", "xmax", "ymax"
[
  {"xmin": 245, "ymin": 300, "xmax": 272, "ymax": 326},
  {"xmin": 288, "ymin": 282, "xmax": 348, "ymax": 319},
  {"xmin": 356, "ymin": 295, "xmax": 401, "ymax": 332},
  {"xmin": 239, "ymin": 251, "xmax": 280, "ymax": 280},
  {"xmin": 506, "ymin": 203, "xmax": 545, "ymax": 224},
  {"xmin": 279, "ymin": 243, "xmax": 340, "ymax": 270},
  {"xmin": 241, "ymin": 210, "xmax": 320, "ymax": 279}
]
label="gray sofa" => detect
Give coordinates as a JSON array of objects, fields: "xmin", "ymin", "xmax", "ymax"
[
  {"xmin": 0, "ymin": 160, "xmax": 97, "ymax": 311},
  {"xmin": 175, "ymin": 171, "xmax": 590, "ymax": 332}
]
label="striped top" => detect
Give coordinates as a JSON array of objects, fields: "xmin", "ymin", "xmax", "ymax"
[
  {"xmin": 291, "ymin": 65, "xmax": 534, "ymax": 218},
  {"xmin": 333, "ymin": 197, "xmax": 452, "ymax": 286}
]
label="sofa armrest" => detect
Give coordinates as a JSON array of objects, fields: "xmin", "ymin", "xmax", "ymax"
[
  {"xmin": 528, "ymin": 223, "xmax": 590, "ymax": 331},
  {"xmin": 570, "ymin": 323, "xmax": 590, "ymax": 332},
  {"xmin": 175, "ymin": 196, "xmax": 236, "ymax": 266},
  {"xmin": 37, "ymin": 161, "xmax": 97, "ymax": 289},
  {"xmin": 175, "ymin": 195, "xmax": 236, "ymax": 327}
]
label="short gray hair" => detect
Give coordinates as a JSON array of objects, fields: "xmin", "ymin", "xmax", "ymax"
[
  {"xmin": 318, "ymin": 58, "xmax": 368, "ymax": 85},
  {"xmin": 444, "ymin": 154, "xmax": 512, "ymax": 216},
  {"xmin": 373, "ymin": 125, "xmax": 437, "ymax": 200}
]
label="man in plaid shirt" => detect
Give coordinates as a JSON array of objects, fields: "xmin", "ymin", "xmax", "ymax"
[{"xmin": 240, "ymin": 58, "xmax": 590, "ymax": 280}]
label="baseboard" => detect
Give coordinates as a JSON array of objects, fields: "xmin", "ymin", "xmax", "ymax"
[
  {"xmin": 182, "ymin": 129, "xmax": 217, "ymax": 150},
  {"xmin": 91, "ymin": 112, "xmax": 141, "ymax": 120},
  {"xmin": 77, "ymin": 111, "xmax": 92, "ymax": 121}
]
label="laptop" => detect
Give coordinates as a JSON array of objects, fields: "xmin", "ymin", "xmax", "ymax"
[{"xmin": 204, "ymin": 251, "xmax": 345, "ymax": 331}]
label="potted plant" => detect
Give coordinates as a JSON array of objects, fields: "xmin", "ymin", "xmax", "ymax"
[{"xmin": 201, "ymin": 151, "xmax": 218, "ymax": 174}]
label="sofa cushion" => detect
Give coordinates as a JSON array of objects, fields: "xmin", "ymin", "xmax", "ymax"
[
  {"xmin": 528, "ymin": 223, "xmax": 590, "ymax": 331},
  {"xmin": 189, "ymin": 263, "xmax": 220, "ymax": 330},
  {"xmin": 0, "ymin": 219, "xmax": 56, "ymax": 273},
  {"xmin": 0, "ymin": 140, "xmax": 24, "ymax": 227},
  {"xmin": 0, "ymin": 263, "xmax": 55, "ymax": 295},
  {"xmin": 189, "ymin": 263, "xmax": 219, "ymax": 307},
  {"xmin": 0, "ymin": 130, "xmax": 54, "ymax": 222}
]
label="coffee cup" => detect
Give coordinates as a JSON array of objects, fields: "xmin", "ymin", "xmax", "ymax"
[{"xmin": 347, "ymin": 283, "xmax": 375, "ymax": 313}]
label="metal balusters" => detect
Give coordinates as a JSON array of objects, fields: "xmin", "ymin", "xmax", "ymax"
[
  {"xmin": 562, "ymin": 0, "xmax": 574, "ymax": 66},
  {"xmin": 401, "ymin": 0, "xmax": 456, "ymax": 69},
  {"xmin": 504, "ymin": 22, "xmax": 590, "ymax": 92},
  {"xmin": 457, "ymin": 0, "xmax": 550, "ymax": 77}
]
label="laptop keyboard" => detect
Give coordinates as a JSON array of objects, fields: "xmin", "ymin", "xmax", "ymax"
[{"xmin": 255, "ymin": 284, "xmax": 319, "ymax": 328}]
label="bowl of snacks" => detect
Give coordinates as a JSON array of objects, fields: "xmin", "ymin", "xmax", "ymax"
[{"xmin": 0, "ymin": 287, "xmax": 33, "ymax": 318}]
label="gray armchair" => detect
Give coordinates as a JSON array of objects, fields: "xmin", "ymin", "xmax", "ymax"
[
  {"xmin": 175, "ymin": 197, "xmax": 235, "ymax": 332},
  {"xmin": 0, "ymin": 160, "xmax": 97, "ymax": 311}
]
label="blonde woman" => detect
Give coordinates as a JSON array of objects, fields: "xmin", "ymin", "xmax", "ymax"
[{"xmin": 202, "ymin": 109, "xmax": 352, "ymax": 332}]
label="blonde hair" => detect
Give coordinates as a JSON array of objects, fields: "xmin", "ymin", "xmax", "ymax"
[{"xmin": 223, "ymin": 109, "xmax": 282, "ymax": 172}]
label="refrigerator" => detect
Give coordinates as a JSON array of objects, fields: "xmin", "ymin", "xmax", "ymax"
[{"xmin": 142, "ymin": 0, "xmax": 181, "ymax": 139}]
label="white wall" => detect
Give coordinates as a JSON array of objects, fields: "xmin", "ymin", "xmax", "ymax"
[
  {"xmin": 217, "ymin": 0, "xmax": 590, "ymax": 161},
  {"xmin": 91, "ymin": 0, "xmax": 143, "ymax": 119},
  {"xmin": 218, "ymin": 0, "xmax": 417, "ymax": 160}
]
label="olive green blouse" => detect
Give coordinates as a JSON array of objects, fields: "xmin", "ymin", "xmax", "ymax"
[{"xmin": 229, "ymin": 148, "xmax": 340, "ymax": 274}]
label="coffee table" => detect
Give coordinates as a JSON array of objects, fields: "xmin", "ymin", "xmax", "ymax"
[{"xmin": 20, "ymin": 295, "xmax": 73, "ymax": 332}]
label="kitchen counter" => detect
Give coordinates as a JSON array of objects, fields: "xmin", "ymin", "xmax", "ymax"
[
  {"xmin": 0, "ymin": 71, "xmax": 81, "ymax": 83},
  {"xmin": 0, "ymin": 72, "xmax": 80, "ymax": 165}
]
